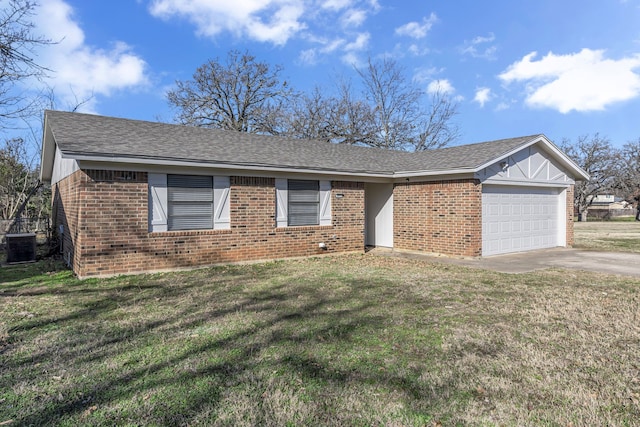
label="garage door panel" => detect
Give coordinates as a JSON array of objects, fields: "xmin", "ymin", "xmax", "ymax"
[{"xmin": 482, "ymin": 185, "xmax": 561, "ymax": 256}]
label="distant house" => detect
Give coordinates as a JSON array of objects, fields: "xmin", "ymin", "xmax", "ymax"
[
  {"xmin": 585, "ymin": 195, "xmax": 634, "ymax": 219},
  {"xmin": 40, "ymin": 110, "xmax": 589, "ymax": 278},
  {"xmin": 588, "ymin": 195, "xmax": 632, "ymax": 210}
]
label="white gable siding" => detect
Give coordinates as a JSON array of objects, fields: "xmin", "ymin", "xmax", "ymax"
[
  {"xmin": 51, "ymin": 146, "xmax": 79, "ymax": 185},
  {"xmin": 476, "ymin": 145, "xmax": 575, "ymax": 186}
]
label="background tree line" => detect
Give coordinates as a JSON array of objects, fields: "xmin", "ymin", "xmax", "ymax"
[
  {"xmin": 0, "ymin": 0, "xmax": 52, "ymax": 229},
  {"xmin": 561, "ymin": 135, "xmax": 640, "ymax": 220},
  {"xmin": 166, "ymin": 49, "xmax": 460, "ymax": 151}
]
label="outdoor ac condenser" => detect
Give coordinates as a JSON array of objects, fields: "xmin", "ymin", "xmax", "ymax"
[{"xmin": 5, "ymin": 233, "xmax": 37, "ymax": 264}]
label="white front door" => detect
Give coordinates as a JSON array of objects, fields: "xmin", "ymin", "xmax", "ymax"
[{"xmin": 365, "ymin": 183, "xmax": 394, "ymax": 248}]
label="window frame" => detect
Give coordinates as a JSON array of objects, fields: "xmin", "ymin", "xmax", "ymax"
[
  {"xmin": 287, "ymin": 179, "xmax": 320, "ymax": 226},
  {"xmin": 167, "ymin": 174, "xmax": 214, "ymax": 231},
  {"xmin": 148, "ymin": 173, "xmax": 230, "ymax": 232},
  {"xmin": 275, "ymin": 178, "xmax": 332, "ymax": 228}
]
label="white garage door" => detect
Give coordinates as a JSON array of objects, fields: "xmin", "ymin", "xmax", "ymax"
[{"xmin": 482, "ymin": 186, "xmax": 563, "ymax": 256}]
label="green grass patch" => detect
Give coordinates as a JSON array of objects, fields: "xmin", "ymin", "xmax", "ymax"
[
  {"xmin": 1, "ymin": 255, "xmax": 639, "ymax": 425},
  {"xmin": 574, "ymin": 221, "xmax": 640, "ymax": 253},
  {"xmin": 580, "ymin": 237, "xmax": 640, "ymax": 252}
]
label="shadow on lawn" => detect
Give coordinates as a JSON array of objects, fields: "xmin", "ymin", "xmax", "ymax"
[{"xmin": 3, "ymin": 262, "xmax": 451, "ymax": 425}]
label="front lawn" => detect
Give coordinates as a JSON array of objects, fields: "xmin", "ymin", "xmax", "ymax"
[
  {"xmin": 1, "ymin": 255, "xmax": 639, "ymax": 426},
  {"xmin": 574, "ymin": 220, "xmax": 640, "ymax": 253}
]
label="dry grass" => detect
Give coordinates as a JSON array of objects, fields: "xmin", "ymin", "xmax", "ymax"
[
  {"xmin": 574, "ymin": 221, "xmax": 640, "ymax": 253},
  {"xmin": 1, "ymin": 255, "xmax": 639, "ymax": 426}
]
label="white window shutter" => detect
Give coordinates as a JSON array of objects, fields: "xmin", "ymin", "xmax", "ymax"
[
  {"xmin": 148, "ymin": 173, "xmax": 168, "ymax": 232},
  {"xmin": 213, "ymin": 176, "xmax": 230, "ymax": 229},
  {"xmin": 319, "ymin": 180, "xmax": 332, "ymax": 226},
  {"xmin": 275, "ymin": 178, "xmax": 288, "ymax": 227}
]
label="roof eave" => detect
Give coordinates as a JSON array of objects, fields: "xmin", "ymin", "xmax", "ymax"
[
  {"xmin": 393, "ymin": 168, "xmax": 476, "ymax": 178},
  {"xmin": 67, "ymin": 152, "xmax": 397, "ymax": 178},
  {"xmin": 39, "ymin": 113, "xmax": 55, "ymax": 183}
]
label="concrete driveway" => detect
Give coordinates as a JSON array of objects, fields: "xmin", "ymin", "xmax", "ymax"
[{"xmin": 377, "ymin": 248, "xmax": 640, "ymax": 277}]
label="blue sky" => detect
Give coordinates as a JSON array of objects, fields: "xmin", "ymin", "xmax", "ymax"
[{"xmin": 27, "ymin": 0, "xmax": 640, "ymax": 148}]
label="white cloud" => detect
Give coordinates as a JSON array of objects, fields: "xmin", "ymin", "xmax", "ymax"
[
  {"xmin": 461, "ymin": 32, "xmax": 497, "ymax": 59},
  {"xmin": 474, "ymin": 87, "xmax": 492, "ymax": 107},
  {"xmin": 298, "ymin": 36, "xmax": 346, "ymax": 65},
  {"xmin": 149, "ymin": 0, "xmax": 306, "ymax": 45},
  {"xmin": 499, "ymin": 48, "xmax": 640, "ymax": 113},
  {"xmin": 321, "ymin": 0, "xmax": 353, "ymax": 10},
  {"xmin": 344, "ymin": 32, "xmax": 370, "ymax": 51},
  {"xmin": 395, "ymin": 13, "xmax": 437, "ymax": 39},
  {"xmin": 35, "ymin": 0, "xmax": 148, "ymax": 111},
  {"xmin": 427, "ymin": 79, "xmax": 454, "ymax": 95},
  {"xmin": 341, "ymin": 8, "xmax": 367, "ymax": 27},
  {"xmin": 299, "ymin": 32, "xmax": 367, "ymax": 66},
  {"xmin": 341, "ymin": 32, "xmax": 370, "ymax": 64},
  {"xmin": 413, "ymin": 67, "xmax": 443, "ymax": 84}
]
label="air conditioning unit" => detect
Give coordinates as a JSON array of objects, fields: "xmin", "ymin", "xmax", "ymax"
[{"xmin": 6, "ymin": 233, "xmax": 37, "ymax": 264}]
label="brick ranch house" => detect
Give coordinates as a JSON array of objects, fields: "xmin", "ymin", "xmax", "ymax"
[{"xmin": 40, "ymin": 110, "xmax": 589, "ymax": 278}]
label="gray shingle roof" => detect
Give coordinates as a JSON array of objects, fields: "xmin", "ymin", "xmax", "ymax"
[{"xmin": 44, "ymin": 110, "xmax": 541, "ymax": 175}]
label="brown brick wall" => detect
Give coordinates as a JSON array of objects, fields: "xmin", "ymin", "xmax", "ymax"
[
  {"xmin": 393, "ymin": 179, "xmax": 482, "ymax": 257},
  {"xmin": 566, "ymin": 185, "xmax": 574, "ymax": 247},
  {"xmin": 51, "ymin": 169, "xmax": 86, "ymax": 272},
  {"xmin": 53, "ymin": 170, "xmax": 364, "ymax": 277},
  {"xmin": 51, "ymin": 169, "xmax": 574, "ymax": 277}
]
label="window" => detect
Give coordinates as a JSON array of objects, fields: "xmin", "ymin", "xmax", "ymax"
[
  {"xmin": 288, "ymin": 180, "xmax": 320, "ymax": 226},
  {"xmin": 275, "ymin": 178, "xmax": 331, "ymax": 227},
  {"xmin": 167, "ymin": 175, "xmax": 213, "ymax": 230},
  {"xmin": 148, "ymin": 173, "xmax": 230, "ymax": 232}
]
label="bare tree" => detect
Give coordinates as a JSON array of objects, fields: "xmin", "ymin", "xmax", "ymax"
[
  {"xmin": 324, "ymin": 78, "xmax": 376, "ymax": 145},
  {"xmin": 561, "ymin": 134, "xmax": 619, "ymax": 221},
  {"xmin": 291, "ymin": 57, "xmax": 459, "ymax": 150},
  {"xmin": 284, "ymin": 87, "xmax": 333, "ymax": 141},
  {"xmin": 0, "ymin": 137, "xmax": 35, "ymax": 220},
  {"xmin": 167, "ymin": 50, "xmax": 295, "ymax": 134},
  {"xmin": 0, "ymin": 0, "xmax": 51, "ymax": 126},
  {"xmin": 414, "ymin": 87, "xmax": 461, "ymax": 151},
  {"xmin": 0, "ymin": 0, "xmax": 54, "ymax": 227},
  {"xmin": 280, "ymin": 79, "xmax": 376, "ymax": 145},
  {"xmin": 354, "ymin": 57, "xmax": 421, "ymax": 149}
]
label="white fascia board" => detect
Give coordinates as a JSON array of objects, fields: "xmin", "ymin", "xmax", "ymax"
[
  {"xmin": 481, "ymin": 178, "xmax": 575, "ymax": 188},
  {"xmin": 39, "ymin": 116, "xmax": 56, "ymax": 183},
  {"xmin": 72, "ymin": 155, "xmax": 478, "ymax": 182}
]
